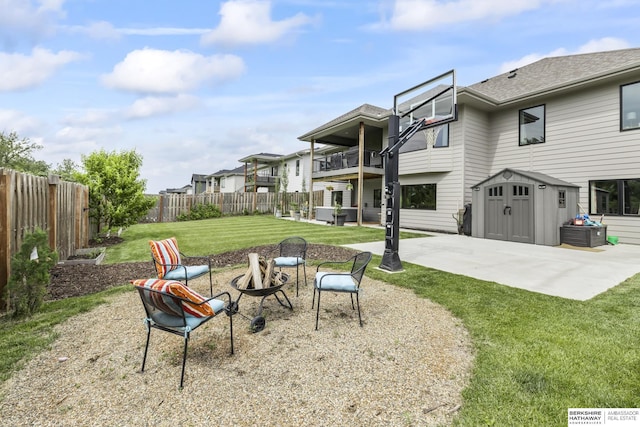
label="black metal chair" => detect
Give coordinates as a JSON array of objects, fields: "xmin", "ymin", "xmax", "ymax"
[
  {"xmin": 133, "ymin": 280, "xmax": 234, "ymax": 388},
  {"xmin": 311, "ymin": 251, "xmax": 372, "ymax": 330},
  {"xmin": 149, "ymin": 237, "xmax": 213, "ymax": 295},
  {"xmin": 272, "ymin": 236, "xmax": 307, "ymax": 296}
]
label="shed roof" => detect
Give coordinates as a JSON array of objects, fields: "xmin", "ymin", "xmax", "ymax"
[{"xmin": 472, "ymin": 168, "xmax": 580, "ymax": 189}]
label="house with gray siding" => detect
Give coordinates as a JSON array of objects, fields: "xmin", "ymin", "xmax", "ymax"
[{"xmin": 299, "ymin": 48, "xmax": 640, "ymax": 245}]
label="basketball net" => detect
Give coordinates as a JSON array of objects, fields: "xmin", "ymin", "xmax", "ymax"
[{"xmin": 421, "ymin": 125, "xmax": 441, "ymax": 148}]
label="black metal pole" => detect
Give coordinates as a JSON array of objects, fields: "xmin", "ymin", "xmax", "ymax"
[{"xmin": 379, "ymin": 115, "xmax": 403, "ymax": 271}]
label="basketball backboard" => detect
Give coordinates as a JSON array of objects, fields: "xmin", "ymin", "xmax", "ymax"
[
  {"xmin": 394, "ymin": 69, "xmax": 457, "ymax": 134},
  {"xmin": 380, "ymin": 70, "xmax": 458, "ymax": 272}
]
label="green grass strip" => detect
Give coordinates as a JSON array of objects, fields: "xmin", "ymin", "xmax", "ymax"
[{"xmin": 0, "ymin": 286, "xmax": 130, "ymax": 383}]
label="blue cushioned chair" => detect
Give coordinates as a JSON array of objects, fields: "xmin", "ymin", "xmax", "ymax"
[
  {"xmin": 134, "ymin": 285, "xmax": 234, "ymax": 388},
  {"xmin": 312, "ymin": 251, "xmax": 372, "ymax": 330},
  {"xmin": 272, "ymin": 236, "xmax": 307, "ymax": 297}
]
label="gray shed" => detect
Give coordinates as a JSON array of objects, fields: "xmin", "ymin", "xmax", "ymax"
[{"xmin": 471, "ymin": 168, "xmax": 579, "ymax": 246}]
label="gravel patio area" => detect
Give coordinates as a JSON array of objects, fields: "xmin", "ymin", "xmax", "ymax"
[{"xmin": 1, "ymin": 268, "xmax": 474, "ymax": 426}]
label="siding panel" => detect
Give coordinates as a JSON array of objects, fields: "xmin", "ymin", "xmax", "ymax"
[{"xmin": 485, "ymin": 82, "xmax": 640, "ymax": 244}]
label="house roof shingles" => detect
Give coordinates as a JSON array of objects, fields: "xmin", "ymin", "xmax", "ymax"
[
  {"xmin": 298, "ymin": 103, "xmax": 390, "ymax": 140},
  {"xmin": 465, "ymin": 48, "xmax": 640, "ymax": 104}
]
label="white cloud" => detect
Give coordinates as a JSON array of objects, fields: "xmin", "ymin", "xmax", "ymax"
[
  {"xmin": 201, "ymin": 0, "xmax": 313, "ymax": 47},
  {"xmin": 62, "ymin": 23, "xmax": 209, "ymax": 39},
  {"xmin": 575, "ymin": 37, "xmax": 631, "ymax": 54},
  {"xmin": 37, "ymin": 0, "xmax": 65, "ymax": 13},
  {"xmin": 380, "ymin": 0, "xmax": 562, "ymax": 31},
  {"xmin": 70, "ymin": 21, "xmax": 122, "ymax": 40},
  {"xmin": 61, "ymin": 109, "xmax": 113, "ymax": 126},
  {"xmin": 125, "ymin": 94, "xmax": 201, "ymax": 119},
  {"xmin": 499, "ymin": 37, "xmax": 631, "ymax": 72},
  {"xmin": 0, "ymin": 47, "xmax": 82, "ymax": 91},
  {"xmin": 0, "ymin": 109, "xmax": 43, "ymax": 134},
  {"xmin": 53, "ymin": 125, "xmax": 122, "ymax": 154},
  {"xmin": 0, "ymin": 0, "xmax": 65, "ymax": 43},
  {"xmin": 101, "ymin": 48, "xmax": 245, "ymax": 94}
]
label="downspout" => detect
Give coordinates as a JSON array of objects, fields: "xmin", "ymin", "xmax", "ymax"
[
  {"xmin": 253, "ymin": 158, "xmax": 258, "ymax": 212},
  {"xmin": 357, "ymin": 121, "xmax": 364, "ymax": 226},
  {"xmin": 309, "ymin": 140, "xmax": 315, "ymax": 219}
]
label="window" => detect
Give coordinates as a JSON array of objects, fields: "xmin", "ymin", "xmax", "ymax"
[
  {"xmin": 489, "ymin": 186, "xmax": 503, "ymax": 197},
  {"xmin": 295, "ymin": 159, "xmax": 300, "ymax": 176},
  {"xmin": 220, "ymin": 177, "xmax": 226, "ymax": 189},
  {"xmin": 433, "ymin": 124, "xmax": 449, "ymax": 148},
  {"xmin": 558, "ymin": 190, "xmax": 566, "ymax": 208},
  {"xmin": 399, "ymin": 124, "xmax": 449, "ymax": 153},
  {"xmin": 519, "ymin": 105, "xmax": 545, "ymax": 145},
  {"xmin": 401, "ymin": 184, "xmax": 436, "ymax": 210},
  {"xmin": 373, "ymin": 189, "xmax": 382, "ymax": 208},
  {"xmin": 331, "ymin": 191, "xmax": 343, "ymax": 207},
  {"xmin": 621, "ymin": 81, "xmax": 640, "ymax": 131},
  {"xmin": 590, "ymin": 179, "xmax": 640, "ymax": 215}
]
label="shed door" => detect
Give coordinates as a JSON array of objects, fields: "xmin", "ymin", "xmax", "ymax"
[
  {"xmin": 485, "ymin": 184, "xmax": 506, "ymax": 240},
  {"xmin": 485, "ymin": 183, "xmax": 534, "ymax": 243}
]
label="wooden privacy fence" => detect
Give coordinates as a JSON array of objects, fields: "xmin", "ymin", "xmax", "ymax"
[
  {"xmin": 0, "ymin": 168, "xmax": 90, "ymax": 301},
  {"xmin": 143, "ymin": 191, "xmax": 324, "ymax": 223}
]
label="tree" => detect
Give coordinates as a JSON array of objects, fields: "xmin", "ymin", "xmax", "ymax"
[
  {"xmin": 0, "ymin": 131, "xmax": 50, "ymax": 175},
  {"xmin": 52, "ymin": 158, "xmax": 79, "ymax": 181},
  {"xmin": 74, "ymin": 149, "xmax": 156, "ymax": 232},
  {"xmin": 280, "ymin": 160, "xmax": 289, "ymax": 207},
  {"xmin": 7, "ymin": 228, "xmax": 58, "ymax": 318}
]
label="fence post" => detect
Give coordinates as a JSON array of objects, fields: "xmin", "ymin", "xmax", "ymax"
[
  {"xmin": 75, "ymin": 185, "xmax": 90, "ymax": 248},
  {"xmin": 74, "ymin": 186, "xmax": 82, "ymax": 248},
  {"xmin": 48, "ymin": 175, "xmax": 60, "ymax": 252},
  {"xmin": 0, "ymin": 170, "xmax": 10, "ymax": 307}
]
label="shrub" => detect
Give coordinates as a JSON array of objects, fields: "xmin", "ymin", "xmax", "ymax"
[
  {"xmin": 7, "ymin": 228, "xmax": 58, "ymax": 318},
  {"xmin": 176, "ymin": 203, "xmax": 222, "ymax": 221}
]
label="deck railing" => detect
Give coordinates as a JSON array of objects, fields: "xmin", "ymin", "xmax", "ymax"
[{"xmin": 313, "ymin": 149, "xmax": 382, "ymax": 173}]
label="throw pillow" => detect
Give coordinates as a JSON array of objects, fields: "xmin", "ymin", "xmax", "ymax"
[
  {"xmin": 131, "ymin": 278, "xmax": 214, "ymax": 318},
  {"xmin": 149, "ymin": 237, "xmax": 182, "ymax": 279}
]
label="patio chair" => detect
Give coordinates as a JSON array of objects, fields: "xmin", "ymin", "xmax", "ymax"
[
  {"xmin": 132, "ymin": 278, "xmax": 234, "ymax": 388},
  {"xmin": 311, "ymin": 251, "xmax": 372, "ymax": 330},
  {"xmin": 149, "ymin": 237, "xmax": 213, "ymax": 295},
  {"xmin": 272, "ymin": 236, "xmax": 308, "ymax": 297}
]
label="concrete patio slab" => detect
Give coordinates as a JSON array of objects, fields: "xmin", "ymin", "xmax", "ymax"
[{"xmin": 344, "ymin": 233, "xmax": 640, "ymax": 301}]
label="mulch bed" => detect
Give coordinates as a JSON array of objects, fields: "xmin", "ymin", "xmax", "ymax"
[{"xmin": 47, "ymin": 238, "xmax": 358, "ymax": 301}]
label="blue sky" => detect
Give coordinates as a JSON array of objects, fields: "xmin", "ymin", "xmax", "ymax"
[{"xmin": 1, "ymin": 0, "xmax": 639, "ymax": 193}]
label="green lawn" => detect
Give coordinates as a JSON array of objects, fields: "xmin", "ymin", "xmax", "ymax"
[{"xmin": 2, "ymin": 215, "xmax": 639, "ymax": 426}]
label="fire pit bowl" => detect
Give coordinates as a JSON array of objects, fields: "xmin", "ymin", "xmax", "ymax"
[{"xmin": 230, "ymin": 273, "xmax": 293, "ymax": 332}]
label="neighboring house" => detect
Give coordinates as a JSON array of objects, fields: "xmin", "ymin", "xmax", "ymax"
[
  {"xmin": 190, "ymin": 174, "xmax": 208, "ymax": 194},
  {"xmin": 299, "ymin": 48, "xmax": 640, "ymax": 245},
  {"xmin": 237, "ymin": 150, "xmax": 324, "ymax": 194},
  {"xmin": 161, "ymin": 184, "xmax": 192, "ymax": 195},
  {"xmin": 237, "ymin": 152, "xmax": 283, "ymax": 193},
  {"xmin": 205, "ymin": 166, "xmax": 245, "ymax": 193}
]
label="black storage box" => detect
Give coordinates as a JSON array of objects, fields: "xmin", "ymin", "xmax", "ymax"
[{"xmin": 560, "ymin": 225, "xmax": 607, "ymax": 247}]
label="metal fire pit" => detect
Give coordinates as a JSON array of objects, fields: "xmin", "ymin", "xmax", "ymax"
[{"xmin": 229, "ymin": 273, "xmax": 293, "ymax": 333}]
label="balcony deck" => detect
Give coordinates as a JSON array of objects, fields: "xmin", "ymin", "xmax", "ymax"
[{"xmin": 312, "ymin": 149, "xmax": 383, "ymax": 180}]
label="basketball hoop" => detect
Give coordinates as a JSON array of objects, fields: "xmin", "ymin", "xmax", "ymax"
[{"xmin": 381, "ymin": 70, "xmax": 458, "ymax": 272}]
